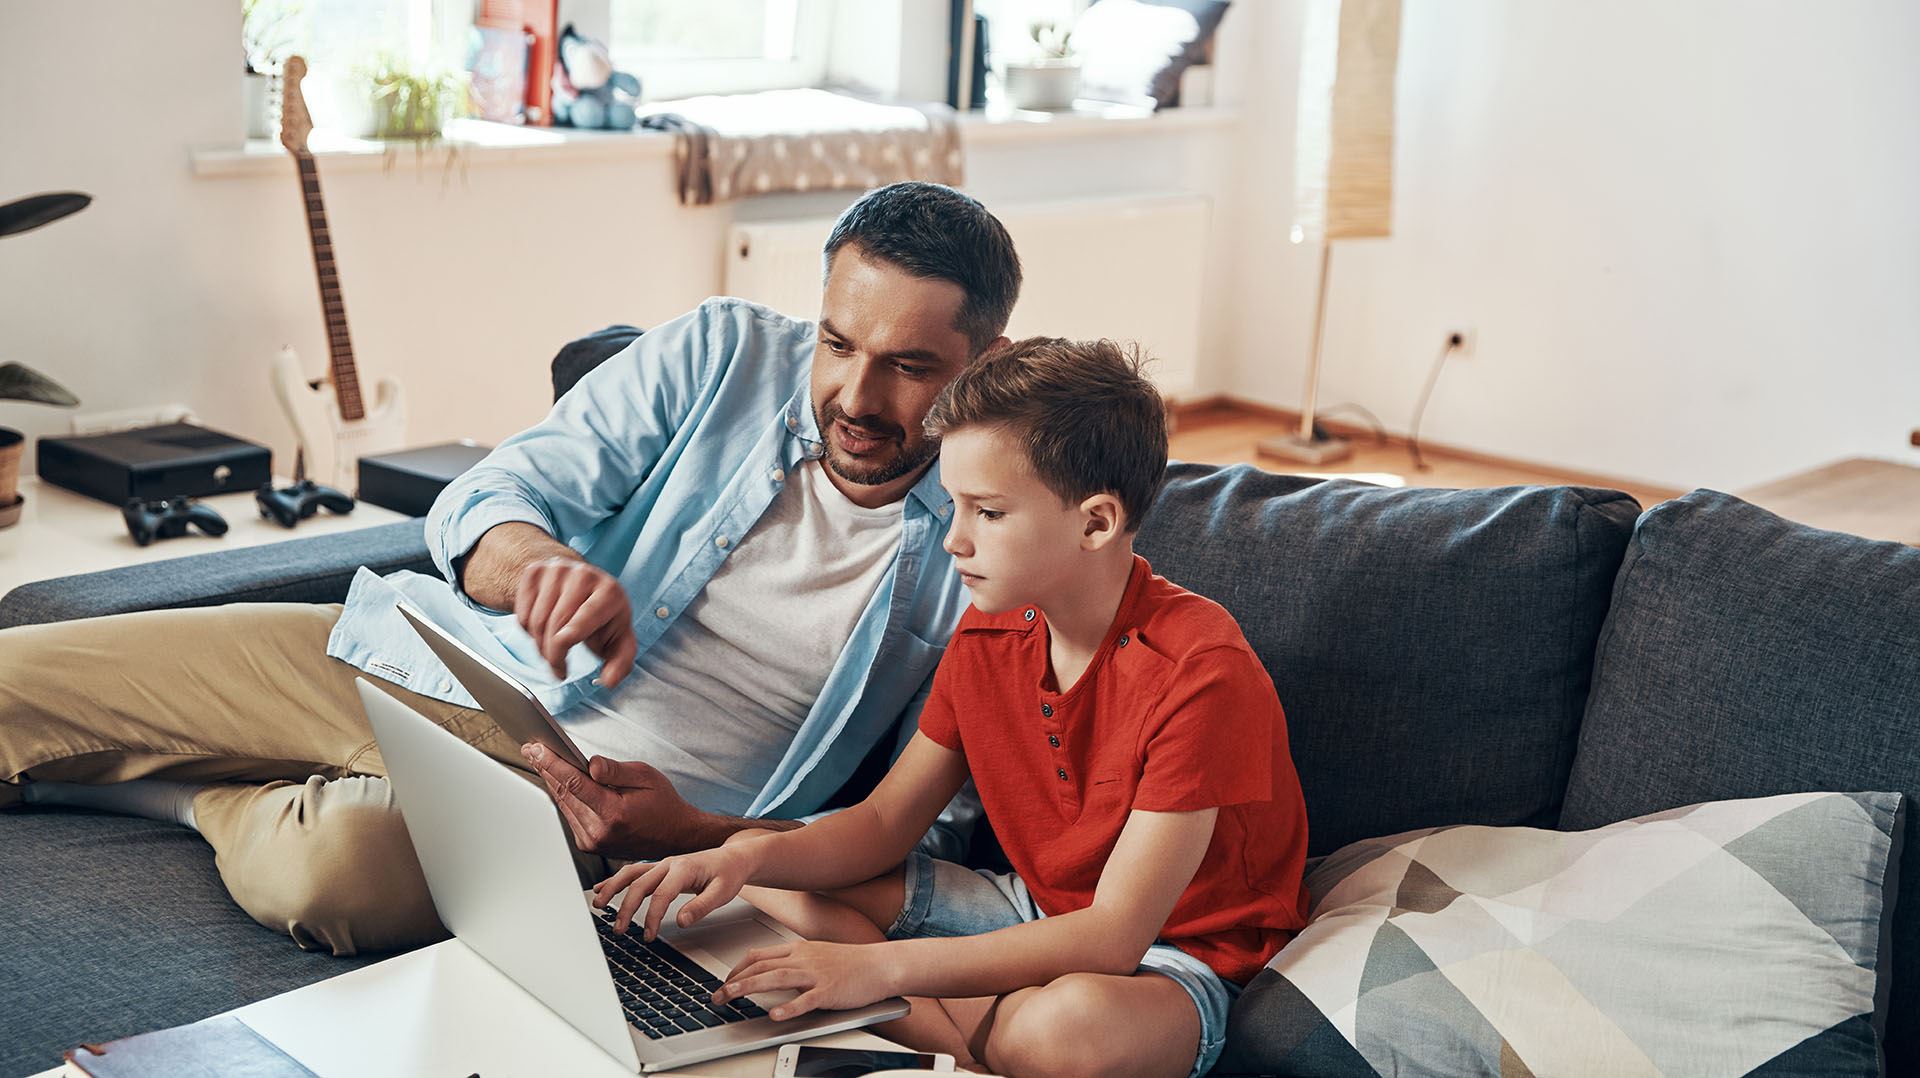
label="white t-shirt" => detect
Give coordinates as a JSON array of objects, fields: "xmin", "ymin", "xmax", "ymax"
[{"xmin": 558, "ymin": 459, "xmax": 902, "ymax": 816}]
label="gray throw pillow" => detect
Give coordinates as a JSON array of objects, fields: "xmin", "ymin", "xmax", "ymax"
[{"xmin": 1220, "ymin": 792, "xmax": 1904, "ymax": 1076}]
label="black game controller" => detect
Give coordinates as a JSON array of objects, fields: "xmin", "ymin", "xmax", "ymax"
[
  {"xmin": 123, "ymin": 497, "xmax": 230, "ymax": 547},
  {"xmin": 255, "ymin": 478, "xmax": 355, "ymax": 528}
]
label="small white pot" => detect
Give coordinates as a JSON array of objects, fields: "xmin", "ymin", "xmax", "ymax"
[
  {"xmin": 243, "ymin": 71, "xmax": 276, "ymax": 140},
  {"xmin": 1002, "ymin": 58, "xmax": 1082, "ymax": 111}
]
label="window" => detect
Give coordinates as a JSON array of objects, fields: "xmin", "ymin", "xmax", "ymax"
[{"xmin": 606, "ymin": 0, "xmax": 833, "ymax": 101}]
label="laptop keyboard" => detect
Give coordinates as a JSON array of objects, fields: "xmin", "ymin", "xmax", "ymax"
[{"xmin": 594, "ymin": 909, "xmax": 769, "ymax": 1039}]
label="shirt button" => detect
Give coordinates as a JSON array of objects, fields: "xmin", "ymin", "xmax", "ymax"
[
  {"xmin": 1041, "ymin": 703, "xmax": 1053, "ymax": 717},
  {"xmin": 1056, "ymin": 767, "xmax": 1069, "ymax": 781},
  {"xmin": 937, "ymin": 505, "xmax": 950, "ymax": 518},
  {"xmin": 1118, "ymin": 635, "xmax": 1129, "ymax": 647},
  {"xmin": 771, "ymin": 467, "xmax": 785, "ymax": 482},
  {"xmin": 785, "ymin": 416, "xmax": 799, "ymax": 432},
  {"xmin": 1048, "ymin": 734, "xmax": 1060, "ymax": 748},
  {"xmin": 1023, "ymin": 609, "xmax": 1036, "ymax": 622},
  {"xmin": 655, "ymin": 606, "xmax": 669, "ymax": 618},
  {"xmin": 715, "ymin": 535, "xmax": 730, "ymax": 549}
]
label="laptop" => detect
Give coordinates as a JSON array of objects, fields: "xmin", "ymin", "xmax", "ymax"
[{"xmin": 355, "ymin": 678, "xmax": 910, "ymax": 1072}]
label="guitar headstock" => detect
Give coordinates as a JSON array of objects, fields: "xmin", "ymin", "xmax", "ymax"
[{"xmin": 279, "ymin": 55, "xmax": 313, "ymax": 154}]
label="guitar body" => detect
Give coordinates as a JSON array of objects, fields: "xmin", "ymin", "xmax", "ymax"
[
  {"xmin": 272, "ymin": 56, "xmax": 408, "ymax": 492},
  {"xmin": 270, "ymin": 346, "xmax": 408, "ymax": 491}
]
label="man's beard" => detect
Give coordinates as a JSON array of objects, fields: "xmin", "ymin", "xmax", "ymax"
[{"xmin": 815, "ymin": 402, "xmax": 939, "ymax": 488}]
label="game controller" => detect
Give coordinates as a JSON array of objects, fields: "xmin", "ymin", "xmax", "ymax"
[
  {"xmin": 255, "ymin": 478, "xmax": 355, "ymax": 528},
  {"xmin": 122, "ymin": 497, "xmax": 229, "ymax": 546}
]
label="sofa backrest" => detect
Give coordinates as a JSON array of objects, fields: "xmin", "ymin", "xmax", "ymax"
[
  {"xmin": 1135, "ymin": 462, "xmax": 1640, "ymax": 857},
  {"xmin": 1559, "ymin": 489, "xmax": 1920, "ymax": 1068}
]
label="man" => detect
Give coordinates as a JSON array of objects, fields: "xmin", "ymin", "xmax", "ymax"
[{"xmin": 0, "ymin": 181, "xmax": 1021, "ymax": 955}]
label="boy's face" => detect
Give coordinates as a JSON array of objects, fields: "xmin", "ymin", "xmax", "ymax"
[
  {"xmin": 939, "ymin": 425, "xmax": 1100, "ymax": 614},
  {"xmin": 810, "ymin": 246, "xmax": 978, "ymax": 507}
]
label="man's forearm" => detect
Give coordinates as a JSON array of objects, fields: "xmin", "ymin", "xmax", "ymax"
[{"xmin": 455, "ymin": 521, "xmax": 579, "ymax": 610}]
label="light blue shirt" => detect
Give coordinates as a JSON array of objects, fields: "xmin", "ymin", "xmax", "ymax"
[{"xmin": 327, "ymin": 298, "xmax": 976, "ymax": 856}]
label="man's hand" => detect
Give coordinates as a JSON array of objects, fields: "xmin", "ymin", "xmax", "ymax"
[
  {"xmin": 515, "ymin": 556, "xmax": 638, "ymax": 687},
  {"xmin": 592, "ymin": 843, "xmax": 758, "ymax": 938},
  {"xmin": 714, "ymin": 940, "xmax": 903, "ymax": 1021},
  {"xmin": 522, "ymin": 743, "xmax": 706, "ymax": 858}
]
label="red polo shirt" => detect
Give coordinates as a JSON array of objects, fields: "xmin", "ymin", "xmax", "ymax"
[{"xmin": 916, "ymin": 555, "xmax": 1310, "ymax": 984}]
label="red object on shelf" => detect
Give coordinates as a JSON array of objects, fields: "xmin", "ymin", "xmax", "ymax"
[{"xmin": 478, "ymin": 0, "xmax": 556, "ymax": 126}]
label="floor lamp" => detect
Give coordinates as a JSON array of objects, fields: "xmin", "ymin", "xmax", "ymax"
[{"xmin": 1260, "ymin": 0, "xmax": 1402, "ymax": 466}]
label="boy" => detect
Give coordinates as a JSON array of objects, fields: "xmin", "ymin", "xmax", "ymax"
[{"xmin": 590, "ymin": 338, "xmax": 1310, "ymax": 1077}]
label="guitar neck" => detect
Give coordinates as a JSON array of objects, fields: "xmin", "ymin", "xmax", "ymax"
[{"xmin": 294, "ymin": 152, "xmax": 366, "ymax": 421}]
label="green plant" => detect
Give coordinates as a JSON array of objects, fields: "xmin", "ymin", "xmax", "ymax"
[
  {"xmin": 1029, "ymin": 19, "xmax": 1075, "ymax": 60},
  {"xmin": 366, "ymin": 57, "xmax": 469, "ymax": 141},
  {"xmin": 242, "ymin": 0, "xmax": 303, "ymax": 74},
  {"xmin": 0, "ymin": 363, "xmax": 78, "ymax": 407}
]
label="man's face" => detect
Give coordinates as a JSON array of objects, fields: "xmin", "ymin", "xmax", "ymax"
[
  {"xmin": 939, "ymin": 425, "xmax": 1088, "ymax": 615},
  {"xmin": 810, "ymin": 247, "xmax": 977, "ymax": 506}
]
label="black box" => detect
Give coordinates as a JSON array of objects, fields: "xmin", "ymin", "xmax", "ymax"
[
  {"xmin": 357, "ymin": 441, "xmax": 493, "ymax": 517},
  {"xmin": 37, "ymin": 422, "xmax": 272, "ymax": 505}
]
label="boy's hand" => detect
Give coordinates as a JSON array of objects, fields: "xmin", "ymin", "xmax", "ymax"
[
  {"xmin": 592, "ymin": 843, "xmax": 756, "ymax": 938},
  {"xmin": 714, "ymin": 940, "xmax": 902, "ymax": 1021}
]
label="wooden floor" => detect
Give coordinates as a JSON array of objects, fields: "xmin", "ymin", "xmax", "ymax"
[{"xmin": 1167, "ymin": 400, "xmax": 1683, "ymax": 509}]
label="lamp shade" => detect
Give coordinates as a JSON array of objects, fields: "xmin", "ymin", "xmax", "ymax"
[{"xmin": 1292, "ymin": 0, "xmax": 1401, "ymax": 244}]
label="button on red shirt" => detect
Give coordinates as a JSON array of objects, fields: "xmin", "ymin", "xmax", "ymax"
[{"xmin": 917, "ymin": 555, "xmax": 1311, "ymax": 983}]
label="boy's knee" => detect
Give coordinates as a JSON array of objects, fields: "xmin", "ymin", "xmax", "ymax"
[
  {"xmin": 988, "ymin": 975, "xmax": 1114, "ymax": 1077},
  {"xmin": 219, "ymin": 778, "xmax": 445, "ymax": 955}
]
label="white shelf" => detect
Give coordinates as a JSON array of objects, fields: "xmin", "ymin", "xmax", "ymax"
[{"xmin": 190, "ymin": 106, "xmax": 1241, "ymax": 178}]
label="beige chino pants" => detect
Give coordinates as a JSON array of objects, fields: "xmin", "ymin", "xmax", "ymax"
[{"xmin": 0, "ymin": 602, "xmax": 600, "ymax": 955}]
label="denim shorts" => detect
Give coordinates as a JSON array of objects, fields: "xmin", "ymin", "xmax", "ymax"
[{"xmin": 886, "ymin": 851, "xmax": 1235, "ymax": 1078}]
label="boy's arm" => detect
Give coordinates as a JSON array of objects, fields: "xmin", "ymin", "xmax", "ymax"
[
  {"xmin": 598, "ymin": 733, "xmax": 969, "ymax": 935},
  {"xmin": 717, "ymin": 806, "xmax": 1217, "ymax": 1010}
]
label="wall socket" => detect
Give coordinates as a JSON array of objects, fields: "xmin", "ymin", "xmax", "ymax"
[
  {"xmin": 1447, "ymin": 328, "xmax": 1477, "ymax": 360},
  {"xmin": 67, "ymin": 403, "xmax": 200, "ymax": 436}
]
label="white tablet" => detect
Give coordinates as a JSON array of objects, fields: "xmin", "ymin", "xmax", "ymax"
[{"xmin": 395, "ymin": 599, "xmax": 592, "ymax": 772}]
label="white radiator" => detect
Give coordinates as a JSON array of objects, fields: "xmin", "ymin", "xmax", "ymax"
[{"xmin": 725, "ymin": 193, "xmax": 1210, "ymax": 398}]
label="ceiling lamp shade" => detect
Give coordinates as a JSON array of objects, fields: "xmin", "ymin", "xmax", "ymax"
[{"xmin": 1292, "ymin": 0, "xmax": 1401, "ymax": 244}]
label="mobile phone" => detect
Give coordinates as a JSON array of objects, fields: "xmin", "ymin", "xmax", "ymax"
[{"xmin": 773, "ymin": 1043, "xmax": 957, "ymax": 1076}]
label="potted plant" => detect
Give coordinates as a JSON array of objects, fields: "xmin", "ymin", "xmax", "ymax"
[
  {"xmin": 365, "ymin": 56, "xmax": 469, "ymax": 141},
  {"xmin": 243, "ymin": 0, "xmax": 303, "ymax": 140},
  {"xmin": 1002, "ymin": 18, "xmax": 1081, "ymax": 111},
  {"xmin": 1, "ymin": 192, "xmax": 88, "ymax": 528}
]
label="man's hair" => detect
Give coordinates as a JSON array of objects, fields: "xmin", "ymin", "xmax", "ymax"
[
  {"xmin": 822, "ymin": 182, "xmax": 1022, "ymax": 354},
  {"xmin": 924, "ymin": 337, "xmax": 1168, "ymax": 532}
]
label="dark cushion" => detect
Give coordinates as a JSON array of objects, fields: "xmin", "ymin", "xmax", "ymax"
[
  {"xmin": 1135, "ymin": 463, "xmax": 1639, "ymax": 857},
  {"xmin": 1559, "ymin": 490, "xmax": 1920, "ymax": 1069},
  {"xmin": 551, "ymin": 323, "xmax": 643, "ymax": 402},
  {"xmin": 0, "ymin": 519, "xmax": 431, "ymax": 629},
  {"xmin": 0, "ymin": 809, "xmax": 379, "ymax": 1076},
  {"xmin": 1074, "ymin": 0, "xmax": 1232, "ymax": 108}
]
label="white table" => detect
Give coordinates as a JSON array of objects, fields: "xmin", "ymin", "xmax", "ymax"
[
  {"xmin": 30, "ymin": 939, "xmax": 910, "ymax": 1077},
  {"xmin": 0, "ymin": 475, "xmax": 409, "ymax": 598}
]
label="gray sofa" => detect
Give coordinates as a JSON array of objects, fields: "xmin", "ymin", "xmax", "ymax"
[{"xmin": 2, "ymin": 337, "xmax": 1913, "ymax": 1075}]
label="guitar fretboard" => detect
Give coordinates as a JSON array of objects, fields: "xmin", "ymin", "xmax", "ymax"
[{"xmin": 294, "ymin": 152, "xmax": 365, "ymax": 421}]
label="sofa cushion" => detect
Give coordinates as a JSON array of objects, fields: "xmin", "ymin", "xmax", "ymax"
[
  {"xmin": 1219, "ymin": 791, "xmax": 1903, "ymax": 1077},
  {"xmin": 0, "ymin": 809, "xmax": 379, "ymax": 1076},
  {"xmin": 1135, "ymin": 464, "xmax": 1639, "ymax": 856},
  {"xmin": 1559, "ymin": 490, "xmax": 1920, "ymax": 1070}
]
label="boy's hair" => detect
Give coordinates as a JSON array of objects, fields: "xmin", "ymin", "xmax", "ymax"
[
  {"xmin": 822, "ymin": 182, "xmax": 1022, "ymax": 355},
  {"xmin": 924, "ymin": 337, "xmax": 1168, "ymax": 532}
]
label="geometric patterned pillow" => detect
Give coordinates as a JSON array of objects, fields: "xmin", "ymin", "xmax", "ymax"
[{"xmin": 1219, "ymin": 792, "xmax": 1904, "ymax": 1077}]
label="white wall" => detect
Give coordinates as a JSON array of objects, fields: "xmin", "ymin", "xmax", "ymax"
[
  {"xmin": 1221, "ymin": 0, "xmax": 1920, "ymax": 492},
  {"xmin": 0, "ymin": 0, "xmax": 1243, "ymax": 476}
]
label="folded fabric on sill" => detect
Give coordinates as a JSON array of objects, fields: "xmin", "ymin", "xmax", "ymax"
[{"xmin": 640, "ymin": 88, "xmax": 965, "ymax": 206}]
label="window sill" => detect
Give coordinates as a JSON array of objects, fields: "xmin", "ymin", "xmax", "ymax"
[{"xmin": 190, "ymin": 105, "xmax": 1239, "ymax": 178}]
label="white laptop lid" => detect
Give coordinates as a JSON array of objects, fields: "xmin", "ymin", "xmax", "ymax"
[{"xmin": 355, "ymin": 677, "xmax": 642, "ymax": 1071}]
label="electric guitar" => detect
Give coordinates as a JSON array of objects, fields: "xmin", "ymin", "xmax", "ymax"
[{"xmin": 271, "ymin": 55, "xmax": 407, "ymax": 491}]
